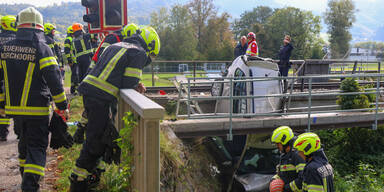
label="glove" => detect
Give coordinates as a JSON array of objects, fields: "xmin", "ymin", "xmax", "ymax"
[
  {"xmin": 102, "ymin": 120, "xmax": 121, "ymax": 164},
  {"xmin": 49, "ymin": 111, "xmax": 74, "ymax": 149}
]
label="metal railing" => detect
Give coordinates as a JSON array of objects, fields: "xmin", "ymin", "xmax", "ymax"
[{"xmin": 176, "ymin": 73, "xmax": 384, "ymax": 139}]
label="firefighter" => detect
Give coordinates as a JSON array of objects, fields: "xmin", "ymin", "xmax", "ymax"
[
  {"xmin": 69, "ymin": 26, "xmax": 160, "ymax": 191},
  {"xmin": 246, "ymin": 32, "xmax": 259, "ymax": 57},
  {"xmin": 64, "ymin": 26, "xmax": 79, "ymax": 94},
  {"xmin": 72, "ymin": 23, "xmax": 140, "ymax": 144},
  {"xmin": 0, "ymin": 7, "xmax": 68, "ymax": 191},
  {"xmin": 0, "ymin": 15, "xmax": 17, "ymax": 141},
  {"xmin": 71, "ymin": 23, "xmax": 93, "ymax": 82},
  {"xmin": 44, "ymin": 23, "xmax": 64, "ymax": 76},
  {"xmin": 270, "ymin": 126, "xmax": 305, "ymax": 192},
  {"xmin": 293, "ymin": 133, "xmax": 334, "ymax": 192}
]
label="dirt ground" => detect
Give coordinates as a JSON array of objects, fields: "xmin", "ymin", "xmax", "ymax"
[{"xmin": 0, "ymin": 120, "xmax": 58, "ymax": 192}]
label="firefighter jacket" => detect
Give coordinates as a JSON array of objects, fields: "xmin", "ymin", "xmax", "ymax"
[
  {"xmin": 72, "ymin": 32, "xmax": 93, "ymax": 63},
  {"xmin": 302, "ymin": 149, "xmax": 334, "ymax": 192},
  {"xmin": 78, "ymin": 36, "xmax": 148, "ymax": 102},
  {"xmin": 63, "ymin": 35, "xmax": 74, "ymax": 64},
  {"xmin": 0, "ymin": 30, "xmax": 16, "ymax": 106},
  {"xmin": 277, "ymin": 150, "xmax": 306, "ymax": 192},
  {"xmin": 246, "ymin": 40, "xmax": 259, "ymax": 57},
  {"xmin": 0, "ymin": 31, "xmax": 16, "ymax": 45},
  {"xmin": 45, "ymin": 34, "xmax": 63, "ymax": 67},
  {"xmin": 0, "ymin": 28, "xmax": 67, "ymax": 116}
]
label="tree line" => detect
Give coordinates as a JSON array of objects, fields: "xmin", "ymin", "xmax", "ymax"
[
  {"xmin": 151, "ymin": 0, "xmax": 356, "ymax": 61},
  {"xmin": 0, "ymin": 0, "xmax": 356, "ymax": 60}
]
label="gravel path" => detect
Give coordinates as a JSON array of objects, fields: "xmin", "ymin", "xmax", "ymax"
[{"xmin": 0, "ymin": 120, "xmax": 58, "ymax": 192}]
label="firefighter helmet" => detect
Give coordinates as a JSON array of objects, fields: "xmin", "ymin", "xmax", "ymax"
[
  {"xmin": 67, "ymin": 26, "xmax": 74, "ymax": 34},
  {"xmin": 271, "ymin": 126, "xmax": 294, "ymax": 145},
  {"xmin": 294, "ymin": 132, "xmax": 321, "ymax": 156},
  {"xmin": 44, "ymin": 23, "xmax": 56, "ymax": 35},
  {"xmin": 139, "ymin": 26, "xmax": 160, "ymax": 56},
  {"xmin": 1, "ymin": 15, "xmax": 17, "ymax": 32},
  {"xmin": 247, "ymin": 32, "xmax": 256, "ymax": 40},
  {"xmin": 72, "ymin": 23, "xmax": 84, "ymax": 33},
  {"xmin": 17, "ymin": 7, "xmax": 44, "ymax": 31},
  {"xmin": 122, "ymin": 23, "xmax": 139, "ymax": 38}
]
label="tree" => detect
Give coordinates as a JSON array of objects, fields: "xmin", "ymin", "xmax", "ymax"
[
  {"xmin": 150, "ymin": 5, "xmax": 198, "ymax": 60},
  {"xmin": 265, "ymin": 7, "xmax": 321, "ymax": 59},
  {"xmin": 325, "ymin": 0, "xmax": 356, "ymax": 58},
  {"xmin": 201, "ymin": 12, "xmax": 234, "ymax": 60},
  {"xmin": 187, "ymin": 0, "xmax": 217, "ymax": 53},
  {"xmin": 232, "ymin": 6, "xmax": 274, "ymax": 39}
]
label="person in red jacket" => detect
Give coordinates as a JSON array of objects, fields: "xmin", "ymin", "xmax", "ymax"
[{"xmin": 246, "ymin": 32, "xmax": 259, "ymax": 56}]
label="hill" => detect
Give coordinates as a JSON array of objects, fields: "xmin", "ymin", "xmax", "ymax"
[{"xmin": 0, "ymin": 1, "xmax": 178, "ymax": 35}]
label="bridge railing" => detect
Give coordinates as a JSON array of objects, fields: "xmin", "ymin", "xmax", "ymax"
[
  {"xmin": 146, "ymin": 59, "xmax": 383, "ymax": 87},
  {"xmin": 117, "ymin": 89, "xmax": 164, "ymax": 192},
  {"xmin": 176, "ymin": 73, "xmax": 384, "ymax": 139}
]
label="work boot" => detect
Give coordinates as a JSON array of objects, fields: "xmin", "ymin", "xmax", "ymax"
[
  {"xmin": 69, "ymin": 173, "xmax": 89, "ymax": 192},
  {"xmin": 73, "ymin": 123, "xmax": 85, "ymax": 144}
]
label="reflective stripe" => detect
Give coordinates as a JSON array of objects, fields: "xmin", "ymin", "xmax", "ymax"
[
  {"xmin": 89, "ymin": 62, "xmax": 96, "ymax": 69},
  {"xmin": 73, "ymin": 166, "xmax": 89, "ymax": 179},
  {"xmin": 101, "ymin": 42, "xmax": 110, "ymax": 48},
  {"xmin": 75, "ymin": 39, "xmax": 93, "ymax": 58},
  {"xmin": 21, "ymin": 62, "xmax": 35, "ymax": 106},
  {"xmin": 307, "ymin": 184, "xmax": 324, "ymax": 192},
  {"xmin": 124, "ymin": 67, "xmax": 142, "ymax": 79},
  {"xmin": 99, "ymin": 48, "xmax": 126, "ymax": 80},
  {"xmin": 39, "ymin": 56, "xmax": 57, "ymax": 70},
  {"xmin": 323, "ymin": 178, "xmax": 327, "ymax": 192},
  {"xmin": 296, "ymin": 163, "xmax": 306, "ymax": 172},
  {"xmin": 290, "ymin": 180, "xmax": 300, "ymax": 192},
  {"xmin": 83, "ymin": 75, "xmax": 119, "ymax": 97},
  {"xmin": 52, "ymin": 92, "xmax": 67, "ymax": 104},
  {"xmin": 0, "ymin": 93, "xmax": 4, "ymax": 102},
  {"xmin": 2, "ymin": 60, "xmax": 10, "ymax": 106},
  {"xmin": 24, "ymin": 164, "xmax": 45, "ymax": 176},
  {"xmin": 280, "ymin": 164, "xmax": 296, "ymax": 171},
  {"xmin": 5, "ymin": 106, "xmax": 50, "ymax": 116},
  {"xmin": 0, "ymin": 118, "xmax": 10, "ymax": 125},
  {"xmin": 75, "ymin": 49, "xmax": 93, "ymax": 58},
  {"xmin": 19, "ymin": 159, "xmax": 26, "ymax": 167}
]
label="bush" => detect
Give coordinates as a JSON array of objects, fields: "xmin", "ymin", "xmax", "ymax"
[{"xmin": 336, "ymin": 78, "xmax": 370, "ymax": 109}]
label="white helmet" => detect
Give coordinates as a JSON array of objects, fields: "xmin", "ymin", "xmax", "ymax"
[{"xmin": 17, "ymin": 7, "xmax": 44, "ymax": 31}]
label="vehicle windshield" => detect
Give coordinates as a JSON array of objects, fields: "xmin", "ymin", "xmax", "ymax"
[{"xmin": 237, "ymin": 147, "xmax": 280, "ymax": 174}]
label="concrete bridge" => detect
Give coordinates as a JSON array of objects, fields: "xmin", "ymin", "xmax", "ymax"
[{"xmin": 162, "ymin": 111, "xmax": 384, "ymax": 138}]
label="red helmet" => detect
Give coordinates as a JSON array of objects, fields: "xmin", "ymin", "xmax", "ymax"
[{"xmin": 247, "ymin": 32, "xmax": 256, "ymax": 39}]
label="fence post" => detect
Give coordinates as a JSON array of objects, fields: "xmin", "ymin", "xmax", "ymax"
[
  {"xmin": 151, "ymin": 62, "xmax": 155, "ymax": 86},
  {"xmin": 352, "ymin": 60, "xmax": 358, "ymax": 74},
  {"xmin": 118, "ymin": 89, "xmax": 164, "ymax": 192}
]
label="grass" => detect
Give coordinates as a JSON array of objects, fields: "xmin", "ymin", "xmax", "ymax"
[{"xmin": 55, "ymin": 95, "xmax": 84, "ymax": 191}]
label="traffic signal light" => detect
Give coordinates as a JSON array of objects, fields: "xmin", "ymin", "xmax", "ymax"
[
  {"xmin": 104, "ymin": 0, "xmax": 123, "ymax": 26},
  {"xmin": 81, "ymin": 0, "xmax": 127, "ymax": 33},
  {"xmin": 82, "ymin": 0, "xmax": 100, "ymax": 30}
]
